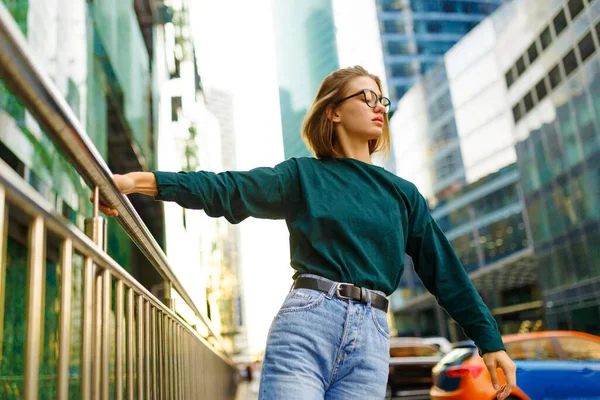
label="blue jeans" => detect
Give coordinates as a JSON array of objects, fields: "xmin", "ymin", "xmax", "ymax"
[{"xmin": 259, "ymin": 274, "xmax": 391, "ymax": 399}]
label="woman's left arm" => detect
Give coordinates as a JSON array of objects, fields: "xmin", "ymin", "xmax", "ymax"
[{"xmin": 405, "ymin": 193, "xmax": 516, "ymax": 400}]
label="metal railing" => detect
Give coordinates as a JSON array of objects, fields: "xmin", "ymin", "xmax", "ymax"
[{"xmin": 0, "ymin": 2, "xmax": 238, "ymax": 399}]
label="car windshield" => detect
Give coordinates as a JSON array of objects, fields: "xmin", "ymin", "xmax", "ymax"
[
  {"xmin": 436, "ymin": 347, "xmax": 476, "ymax": 366},
  {"xmin": 556, "ymin": 337, "xmax": 600, "ymax": 361}
]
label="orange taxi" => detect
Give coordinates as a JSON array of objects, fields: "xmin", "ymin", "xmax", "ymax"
[{"xmin": 430, "ymin": 331, "xmax": 600, "ymax": 400}]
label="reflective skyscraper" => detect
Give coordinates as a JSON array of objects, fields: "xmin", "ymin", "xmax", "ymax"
[
  {"xmin": 376, "ymin": 0, "xmax": 505, "ymax": 106},
  {"xmin": 273, "ymin": 0, "xmax": 340, "ymax": 159},
  {"xmin": 390, "ymin": 0, "xmax": 600, "ymax": 339}
]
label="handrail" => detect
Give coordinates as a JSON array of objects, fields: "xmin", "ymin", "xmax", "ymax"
[
  {"xmin": 0, "ymin": 3, "xmax": 226, "ymax": 351},
  {"xmin": 0, "ymin": 158, "xmax": 237, "ymax": 398}
]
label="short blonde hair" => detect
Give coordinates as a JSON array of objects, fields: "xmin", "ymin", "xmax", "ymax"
[{"xmin": 301, "ymin": 66, "xmax": 390, "ymax": 159}]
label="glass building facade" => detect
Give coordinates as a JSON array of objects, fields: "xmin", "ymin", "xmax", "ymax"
[
  {"xmin": 375, "ymin": 0, "xmax": 505, "ymax": 106},
  {"xmin": 0, "ymin": 0, "xmax": 242, "ymax": 395},
  {"xmin": 508, "ymin": 0, "xmax": 600, "ymax": 334},
  {"xmin": 272, "ymin": 0, "xmax": 340, "ymax": 159},
  {"xmin": 389, "ymin": 0, "xmax": 600, "ymax": 341}
]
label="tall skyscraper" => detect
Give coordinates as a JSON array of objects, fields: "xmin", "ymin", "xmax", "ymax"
[
  {"xmin": 272, "ymin": 0, "xmax": 340, "ymax": 159},
  {"xmin": 376, "ymin": 0, "xmax": 505, "ymax": 106}
]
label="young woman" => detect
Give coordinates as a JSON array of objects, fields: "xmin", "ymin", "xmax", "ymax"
[{"xmin": 99, "ymin": 66, "xmax": 516, "ymax": 400}]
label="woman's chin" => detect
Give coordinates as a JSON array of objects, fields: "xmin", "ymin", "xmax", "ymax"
[{"xmin": 365, "ymin": 129, "xmax": 383, "ymax": 140}]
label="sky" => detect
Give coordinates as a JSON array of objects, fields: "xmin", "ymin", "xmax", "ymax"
[{"xmin": 190, "ymin": 0, "xmax": 293, "ymax": 357}]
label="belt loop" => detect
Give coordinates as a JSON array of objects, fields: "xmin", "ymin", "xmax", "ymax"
[
  {"xmin": 364, "ymin": 288, "xmax": 372, "ymax": 308},
  {"xmin": 289, "ymin": 280, "xmax": 296, "ymax": 293},
  {"xmin": 326, "ymin": 281, "xmax": 337, "ymax": 299}
]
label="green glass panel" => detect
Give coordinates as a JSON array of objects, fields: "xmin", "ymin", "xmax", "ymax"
[
  {"xmin": 39, "ymin": 256, "xmax": 59, "ymax": 400},
  {"xmin": 572, "ymin": 92, "xmax": 598, "ymax": 158},
  {"xmin": 91, "ymin": 0, "xmax": 151, "ymax": 165},
  {"xmin": 582, "ymin": 167, "xmax": 600, "ymax": 220},
  {"xmin": 556, "ymin": 101, "xmax": 583, "ymax": 168},
  {"xmin": 586, "ymin": 230, "xmax": 600, "ymax": 279},
  {"xmin": 528, "ymin": 197, "xmax": 551, "ymax": 242},
  {"xmin": 68, "ymin": 253, "xmax": 83, "ymax": 399},
  {"xmin": 1, "ymin": 238, "xmax": 28, "ymax": 399},
  {"xmin": 3, "ymin": 0, "xmax": 28, "ymax": 35}
]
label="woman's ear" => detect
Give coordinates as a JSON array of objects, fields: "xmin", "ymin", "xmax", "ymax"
[{"xmin": 326, "ymin": 105, "xmax": 341, "ymax": 123}]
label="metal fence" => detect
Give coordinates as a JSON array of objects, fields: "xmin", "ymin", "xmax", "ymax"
[{"xmin": 0, "ymin": 2, "xmax": 238, "ymax": 399}]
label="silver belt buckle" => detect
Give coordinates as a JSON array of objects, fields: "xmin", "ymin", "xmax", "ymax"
[{"xmin": 335, "ymin": 283, "xmax": 354, "ymax": 300}]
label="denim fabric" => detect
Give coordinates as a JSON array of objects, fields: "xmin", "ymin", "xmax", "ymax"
[{"xmin": 259, "ymin": 274, "xmax": 391, "ymax": 400}]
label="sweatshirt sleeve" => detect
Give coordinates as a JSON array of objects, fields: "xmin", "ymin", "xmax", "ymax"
[
  {"xmin": 152, "ymin": 159, "xmax": 297, "ymax": 224},
  {"xmin": 405, "ymin": 190, "xmax": 506, "ymax": 355}
]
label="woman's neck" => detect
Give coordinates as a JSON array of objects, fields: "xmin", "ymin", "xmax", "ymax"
[{"xmin": 334, "ymin": 138, "xmax": 372, "ymax": 164}]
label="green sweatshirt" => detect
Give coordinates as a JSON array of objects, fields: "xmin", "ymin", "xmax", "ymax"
[{"xmin": 153, "ymin": 156, "xmax": 505, "ymax": 354}]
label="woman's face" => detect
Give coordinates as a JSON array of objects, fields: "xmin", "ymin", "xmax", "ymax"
[{"xmin": 332, "ymin": 76, "xmax": 386, "ymax": 141}]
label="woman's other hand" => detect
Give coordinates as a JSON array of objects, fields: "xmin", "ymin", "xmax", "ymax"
[{"xmin": 482, "ymin": 350, "xmax": 516, "ymax": 400}]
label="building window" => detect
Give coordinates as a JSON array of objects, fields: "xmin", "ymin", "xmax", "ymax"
[
  {"xmin": 516, "ymin": 56, "xmax": 526, "ymax": 76},
  {"xmin": 578, "ymin": 32, "xmax": 595, "ymax": 62},
  {"xmin": 540, "ymin": 25, "xmax": 553, "ymax": 50},
  {"xmin": 387, "ymin": 40, "xmax": 412, "ymax": 55},
  {"xmin": 418, "ymin": 41, "xmax": 454, "ymax": 55},
  {"xmin": 553, "ymin": 9, "xmax": 568, "ymax": 37},
  {"xmin": 527, "ymin": 42, "xmax": 539, "ymax": 64},
  {"xmin": 562, "ymin": 49, "xmax": 578, "ymax": 76},
  {"xmin": 384, "ymin": 20, "xmax": 405, "ymax": 34},
  {"xmin": 380, "ymin": 0, "xmax": 405, "ymax": 12},
  {"xmin": 549, "ymin": 64, "xmax": 562, "ymax": 89},
  {"xmin": 428, "ymin": 22, "xmax": 442, "ymax": 33},
  {"xmin": 505, "ymin": 68, "xmax": 515, "ymax": 88},
  {"xmin": 395, "ymin": 86, "xmax": 407, "ymax": 100},
  {"xmin": 536, "ymin": 78, "xmax": 548, "ymax": 102},
  {"xmin": 450, "ymin": 233, "xmax": 479, "ymax": 272},
  {"xmin": 421, "ymin": 62, "xmax": 438, "ymax": 75},
  {"xmin": 513, "ymin": 103, "xmax": 523, "ymax": 123},
  {"xmin": 171, "ymin": 96, "xmax": 182, "ymax": 121},
  {"xmin": 568, "ymin": 0, "xmax": 585, "ymax": 20},
  {"xmin": 391, "ymin": 63, "xmax": 415, "ymax": 77},
  {"xmin": 524, "ymin": 91, "xmax": 534, "ymax": 112},
  {"xmin": 442, "ymin": 1, "xmax": 455, "ymax": 13}
]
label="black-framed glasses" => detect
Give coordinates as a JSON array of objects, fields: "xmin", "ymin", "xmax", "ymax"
[{"xmin": 336, "ymin": 89, "xmax": 391, "ymax": 114}]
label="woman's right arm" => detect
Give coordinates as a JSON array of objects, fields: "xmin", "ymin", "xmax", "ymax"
[{"xmin": 97, "ymin": 159, "xmax": 299, "ymax": 223}]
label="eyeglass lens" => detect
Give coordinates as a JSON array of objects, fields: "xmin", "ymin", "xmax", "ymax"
[{"xmin": 365, "ymin": 90, "xmax": 390, "ymax": 111}]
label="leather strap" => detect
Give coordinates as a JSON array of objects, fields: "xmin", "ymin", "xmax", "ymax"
[{"xmin": 293, "ymin": 277, "xmax": 389, "ymax": 312}]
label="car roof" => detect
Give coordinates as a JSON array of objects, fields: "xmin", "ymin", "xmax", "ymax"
[
  {"xmin": 390, "ymin": 336, "xmax": 452, "ymax": 349},
  {"xmin": 452, "ymin": 340, "xmax": 476, "ymax": 348},
  {"xmin": 502, "ymin": 330, "xmax": 600, "ymax": 343}
]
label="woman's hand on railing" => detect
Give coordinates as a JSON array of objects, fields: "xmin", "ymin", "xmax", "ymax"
[
  {"xmin": 91, "ymin": 172, "xmax": 158, "ymax": 216},
  {"xmin": 91, "ymin": 174, "xmax": 137, "ymax": 217}
]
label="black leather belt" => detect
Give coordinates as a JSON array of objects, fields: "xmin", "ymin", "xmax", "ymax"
[{"xmin": 293, "ymin": 277, "xmax": 389, "ymax": 313}]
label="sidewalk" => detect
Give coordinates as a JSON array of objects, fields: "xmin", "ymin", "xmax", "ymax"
[{"xmin": 234, "ymin": 380, "xmax": 259, "ymax": 400}]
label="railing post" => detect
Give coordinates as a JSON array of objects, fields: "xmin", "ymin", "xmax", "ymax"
[
  {"xmin": 85, "ymin": 186, "xmax": 108, "ymax": 400},
  {"xmin": 85, "ymin": 187, "xmax": 107, "ymax": 252}
]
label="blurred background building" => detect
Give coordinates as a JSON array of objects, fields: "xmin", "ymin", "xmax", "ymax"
[
  {"xmin": 272, "ymin": 0, "xmax": 340, "ymax": 159},
  {"xmin": 389, "ymin": 0, "xmax": 600, "ymax": 340},
  {"xmin": 0, "ymin": 0, "xmax": 244, "ymax": 395}
]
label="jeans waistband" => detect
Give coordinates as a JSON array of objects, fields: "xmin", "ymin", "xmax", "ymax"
[{"xmin": 295, "ymin": 274, "xmax": 387, "ymax": 298}]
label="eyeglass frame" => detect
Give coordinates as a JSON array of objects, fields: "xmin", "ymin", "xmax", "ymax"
[{"xmin": 335, "ymin": 89, "xmax": 391, "ymax": 114}]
